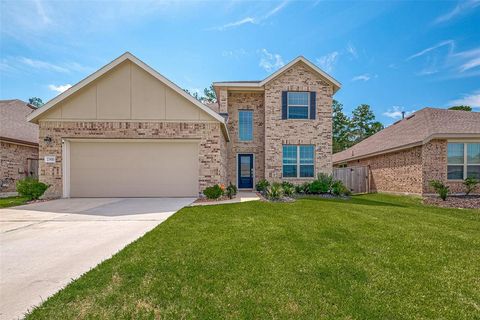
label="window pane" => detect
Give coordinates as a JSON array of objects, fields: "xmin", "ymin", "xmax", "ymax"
[
  {"xmin": 467, "ymin": 165, "xmax": 480, "ymax": 179},
  {"xmin": 300, "ymin": 165, "xmax": 314, "ymax": 177},
  {"xmin": 299, "ymin": 145, "xmax": 314, "ymax": 164},
  {"xmin": 287, "ymin": 92, "xmax": 308, "ymax": 106},
  {"xmin": 282, "ymin": 145, "xmax": 297, "ymax": 164},
  {"xmin": 467, "ymin": 143, "xmax": 480, "ymax": 164},
  {"xmin": 288, "ymin": 106, "xmax": 308, "ymax": 119},
  {"xmin": 239, "ymin": 110, "xmax": 253, "ymax": 141},
  {"xmin": 447, "ymin": 143, "xmax": 464, "ymax": 164},
  {"xmin": 447, "ymin": 165, "xmax": 464, "ymax": 180},
  {"xmin": 283, "ymin": 165, "xmax": 297, "ymax": 177}
]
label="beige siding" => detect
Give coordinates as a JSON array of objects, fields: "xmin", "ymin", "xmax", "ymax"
[{"xmin": 41, "ymin": 61, "xmax": 216, "ymax": 122}]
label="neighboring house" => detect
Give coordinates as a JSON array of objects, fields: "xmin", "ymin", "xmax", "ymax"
[
  {"xmin": 333, "ymin": 108, "xmax": 480, "ymax": 195},
  {"xmin": 27, "ymin": 52, "xmax": 340, "ymax": 198},
  {"xmin": 0, "ymin": 100, "xmax": 39, "ymax": 192}
]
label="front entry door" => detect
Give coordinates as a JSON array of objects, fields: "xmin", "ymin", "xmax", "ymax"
[{"xmin": 238, "ymin": 154, "xmax": 253, "ymax": 189}]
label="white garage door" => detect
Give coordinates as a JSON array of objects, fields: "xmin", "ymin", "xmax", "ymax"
[{"xmin": 68, "ymin": 140, "xmax": 199, "ymax": 197}]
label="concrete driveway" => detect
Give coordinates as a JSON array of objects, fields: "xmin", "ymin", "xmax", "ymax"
[{"xmin": 0, "ymin": 197, "xmax": 194, "ymax": 320}]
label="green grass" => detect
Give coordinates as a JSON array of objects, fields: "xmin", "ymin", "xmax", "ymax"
[
  {"xmin": 0, "ymin": 196, "xmax": 29, "ymax": 208},
  {"xmin": 26, "ymin": 194, "xmax": 480, "ymax": 319}
]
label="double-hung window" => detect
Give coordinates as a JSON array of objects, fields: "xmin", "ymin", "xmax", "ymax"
[
  {"xmin": 287, "ymin": 92, "xmax": 309, "ymax": 119},
  {"xmin": 447, "ymin": 142, "xmax": 480, "ymax": 180},
  {"xmin": 282, "ymin": 145, "xmax": 315, "ymax": 178},
  {"xmin": 238, "ymin": 110, "xmax": 253, "ymax": 141}
]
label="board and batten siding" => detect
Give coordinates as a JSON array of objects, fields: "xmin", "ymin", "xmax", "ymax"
[{"xmin": 40, "ymin": 61, "xmax": 215, "ymax": 122}]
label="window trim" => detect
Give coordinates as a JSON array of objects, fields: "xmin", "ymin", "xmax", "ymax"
[
  {"xmin": 447, "ymin": 141, "xmax": 480, "ymax": 180},
  {"xmin": 287, "ymin": 92, "xmax": 310, "ymax": 120},
  {"xmin": 238, "ymin": 109, "xmax": 253, "ymax": 142},
  {"xmin": 282, "ymin": 144, "xmax": 315, "ymax": 178}
]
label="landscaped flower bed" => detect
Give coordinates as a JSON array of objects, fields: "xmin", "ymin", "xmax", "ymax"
[
  {"xmin": 255, "ymin": 174, "xmax": 351, "ymax": 202},
  {"xmin": 423, "ymin": 195, "xmax": 480, "ymax": 209}
]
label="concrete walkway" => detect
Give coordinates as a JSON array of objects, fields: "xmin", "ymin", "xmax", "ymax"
[
  {"xmin": 0, "ymin": 197, "xmax": 194, "ymax": 320},
  {"xmin": 190, "ymin": 191, "xmax": 260, "ymax": 206}
]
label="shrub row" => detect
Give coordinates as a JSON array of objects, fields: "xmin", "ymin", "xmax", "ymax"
[
  {"xmin": 256, "ymin": 173, "xmax": 351, "ymax": 201},
  {"xmin": 430, "ymin": 177, "xmax": 479, "ymax": 201}
]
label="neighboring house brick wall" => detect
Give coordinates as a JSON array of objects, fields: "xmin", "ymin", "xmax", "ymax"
[
  {"xmin": 226, "ymin": 92, "xmax": 265, "ymax": 186},
  {"xmin": 0, "ymin": 141, "xmax": 38, "ymax": 192},
  {"xmin": 347, "ymin": 146, "xmax": 424, "ymax": 194},
  {"xmin": 422, "ymin": 139, "xmax": 465, "ymax": 194},
  {"xmin": 264, "ymin": 62, "xmax": 333, "ymax": 183},
  {"xmin": 38, "ymin": 121, "xmax": 227, "ymax": 198}
]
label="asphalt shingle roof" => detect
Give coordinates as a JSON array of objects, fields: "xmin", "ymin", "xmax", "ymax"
[
  {"xmin": 333, "ymin": 107, "xmax": 480, "ymax": 164},
  {"xmin": 0, "ymin": 99, "xmax": 39, "ymax": 145}
]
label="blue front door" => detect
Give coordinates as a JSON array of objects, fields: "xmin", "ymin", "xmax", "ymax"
[{"xmin": 238, "ymin": 154, "xmax": 253, "ymax": 189}]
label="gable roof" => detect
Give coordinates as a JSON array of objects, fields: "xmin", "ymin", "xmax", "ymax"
[
  {"xmin": 212, "ymin": 56, "xmax": 341, "ymax": 93},
  {"xmin": 0, "ymin": 99, "xmax": 39, "ymax": 145},
  {"xmin": 333, "ymin": 108, "xmax": 480, "ymax": 164},
  {"xmin": 27, "ymin": 52, "xmax": 229, "ymax": 140}
]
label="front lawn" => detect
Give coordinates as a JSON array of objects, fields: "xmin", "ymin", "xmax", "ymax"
[
  {"xmin": 27, "ymin": 194, "xmax": 480, "ymax": 319},
  {"xmin": 0, "ymin": 196, "xmax": 29, "ymax": 208}
]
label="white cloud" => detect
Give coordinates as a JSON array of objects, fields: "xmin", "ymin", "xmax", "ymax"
[
  {"xmin": 407, "ymin": 40, "xmax": 454, "ymax": 60},
  {"xmin": 48, "ymin": 84, "xmax": 72, "ymax": 93},
  {"xmin": 210, "ymin": 1, "xmax": 288, "ymax": 31},
  {"xmin": 33, "ymin": 0, "xmax": 52, "ymax": 25},
  {"xmin": 383, "ymin": 106, "xmax": 415, "ymax": 119},
  {"xmin": 259, "ymin": 49, "xmax": 284, "ymax": 72},
  {"xmin": 346, "ymin": 42, "xmax": 358, "ymax": 59},
  {"xmin": 449, "ymin": 90, "xmax": 480, "ymax": 108},
  {"xmin": 351, "ymin": 74, "xmax": 373, "ymax": 82},
  {"xmin": 20, "ymin": 57, "xmax": 69, "ymax": 73},
  {"xmin": 214, "ymin": 17, "xmax": 255, "ymax": 31},
  {"xmin": 316, "ymin": 52, "xmax": 339, "ymax": 72},
  {"xmin": 433, "ymin": 0, "xmax": 480, "ymax": 24}
]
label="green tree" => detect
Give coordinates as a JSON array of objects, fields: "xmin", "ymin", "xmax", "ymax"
[
  {"xmin": 449, "ymin": 105, "xmax": 472, "ymax": 111},
  {"xmin": 350, "ymin": 104, "xmax": 383, "ymax": 143},
  {"xmin": 332, "ymin": 100, "xmax": 352, "ymax": 153},
  {"xmin": 28, "ymin": 97, "xmax": 44, "ymax": 108},
  {"xmin": 203, "ymin": 85, "xmax": 217, "ymax": 103}
]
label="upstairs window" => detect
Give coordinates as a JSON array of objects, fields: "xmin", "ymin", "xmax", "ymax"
[
  {"xmin": 238, "ymin": 110, "xmax": 253, "ymax": 141},
  {"xmin": 287, "ymin": 92, "xmax": 309, "ymax": 119},
  {"xmin": 447, "ymin": 142, "xmax": 480, "ymax": 180},
  {"xmin": 282, "ymin": 145, "xmax": 315, "ymax": 178}
]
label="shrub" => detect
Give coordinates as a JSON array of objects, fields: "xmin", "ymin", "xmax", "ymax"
[
  {"xmin": 464, "ymin": 177, "xmax": 479, "ymax": 196},
  {"xmin": 225, "ymin": 183, "xmax": 237, "ymax": 199},
  {"xmin": 16, "ymin": 178, "xmax": 48, "ymax": 200},
  {"xmin": 265, "ymin": 182, "xmax": 283, "ymax": 200},
  {"xmin": 308, "ymin": 174, "xmax": 333, "ymax": 194},
  {"xmin": 429, "ymin": 180, "xmax": 449, "ymax": 201},
  {"xmin": 295, "ymin": 182, "xmax": 311, "ymax": 194},
  {"xmin": 203, "ymin": 184, "xmax": 224, "ymax": 200},
  {"xmin": 255, "ymin": 179, "xmax": 270, "ymax": 192},
  {"xmin": 331, "ymin": 180, "xmax": 351, "ymax": 196},
  {"xmin": 282, "ymin": 183, "xmax": 295, "ymax": 197}
]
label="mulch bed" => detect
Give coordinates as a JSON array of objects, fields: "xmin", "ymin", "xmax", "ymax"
[
  {"xmin": 423, "ymin": 195, "xmax": 480, "ymax": 209},
  {"xmin": 193, "ymin": 195, "xmax": 236, "ymax": 204}
]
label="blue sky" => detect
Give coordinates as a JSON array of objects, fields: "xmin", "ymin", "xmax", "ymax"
[{"xmin": 1, "ymin": 0, "xmax": 479, "ymax": 125}]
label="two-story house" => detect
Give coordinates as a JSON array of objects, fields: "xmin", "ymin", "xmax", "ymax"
[{"xmin": 27, "ymin": 52, "xmax": 340, "ymax": 198}]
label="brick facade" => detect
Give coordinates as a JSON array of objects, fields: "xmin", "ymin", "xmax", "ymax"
[
  {"xmin": 422, "ymin": 139, "xmax": 465, "ymax": 194},
  {"xmin": 226, "ymin": 92, "xmax": 265, "ymax": 186},
  {"xmin": 38, "ymin": 121, "xmax": 227, "ymax": 198},
  {"xmin": 0, "ymin": 141, "xmax": 38, "ymax": 192},
  {"xmin": 346, "ymin": 146, "xmax": 423, "ymax": 194},
  {"xmin": 263, "ymin": 62, "xmax": 333, "ymax": 183},
  {"xmin": 343, "ymin": 139, "xmax": 475, "ymax": 195}
]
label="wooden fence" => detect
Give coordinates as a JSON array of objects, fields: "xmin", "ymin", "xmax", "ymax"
[
  {"xmin": 27, "ymin": 158, "xmax": 39, "ymax": 178},
  {"xmin": 333, "ymin": 166, "xmax": 370, "ymax": 194}
]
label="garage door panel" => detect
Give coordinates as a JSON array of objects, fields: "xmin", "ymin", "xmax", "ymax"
[{"xmin": 69, "ymin": 140, "xmax": 199, "ymax": 197}]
